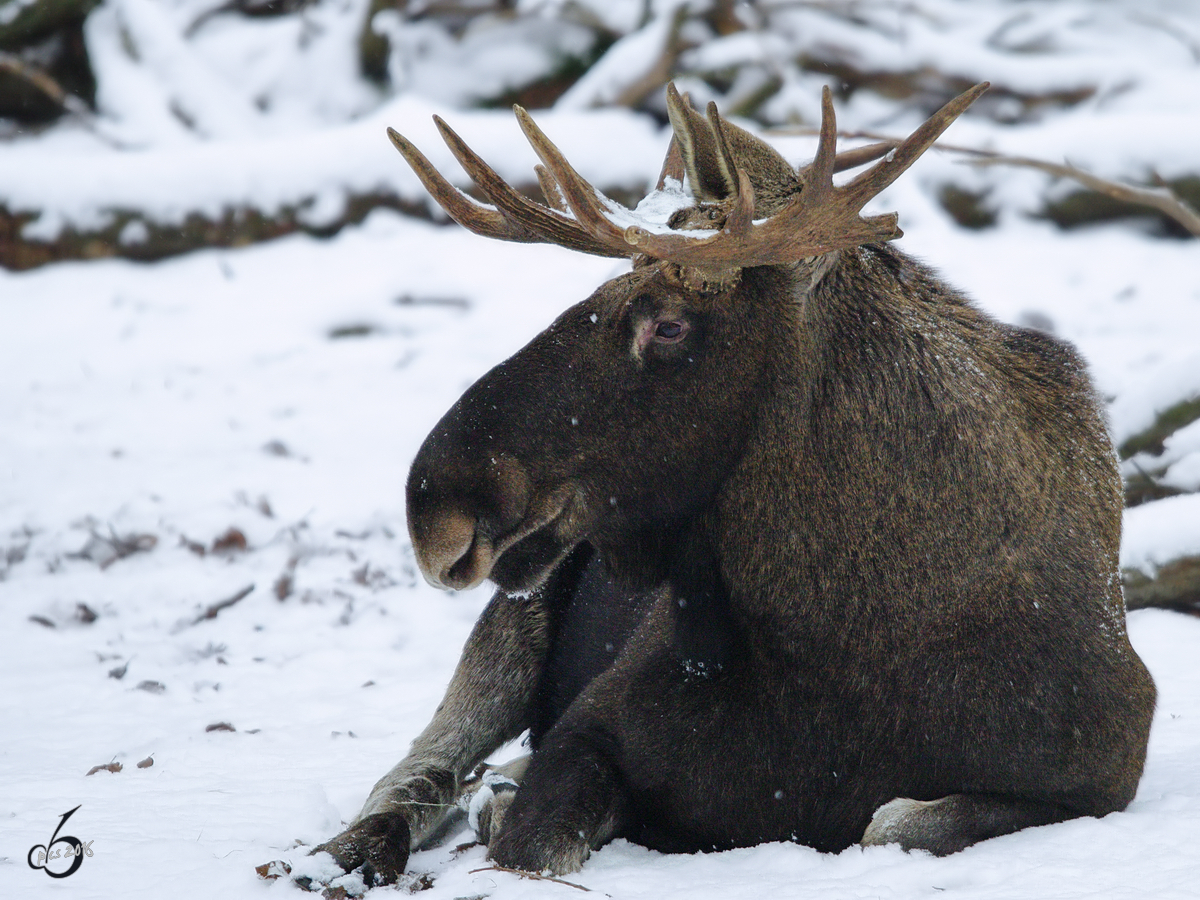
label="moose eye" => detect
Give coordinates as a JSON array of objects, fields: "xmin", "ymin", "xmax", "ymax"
[{"xmin": 654, "ymin": 321, "xmax": 687, "ymax": 342}]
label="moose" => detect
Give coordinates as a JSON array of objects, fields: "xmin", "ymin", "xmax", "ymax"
[{"xmin": 315, "ymin": 83, "xmax": 1155, "ymax": 883}]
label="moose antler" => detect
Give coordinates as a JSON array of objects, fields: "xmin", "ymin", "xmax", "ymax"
[
  {"xmin": 387, "ymin": 120, "xmax": 627, "ymax": 258},
  {"xmin": 387, "ymin": 82, "xmax": 989, "ymax": 268}
]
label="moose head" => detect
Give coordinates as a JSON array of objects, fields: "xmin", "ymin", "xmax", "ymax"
[{"xmin": 394, "ymin": 83, "xmax": 988, "ymax": 596}]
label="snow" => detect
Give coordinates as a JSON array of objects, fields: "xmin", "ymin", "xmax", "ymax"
[
  {"xmin": 553, "ymin": 0, "xmax": 686, "ymax": 111},
  {"xmin": 4, "ymin": 97, "xmax": 667, "ymax": 237},
  {"xmin": 373, "ymin": 9, "xmax": 595, "ymax": 109},
  {"xmin": 1109, "ymin": 351, "xmax": 1200, "ymax": 450},
  {"xmin": 1123, "ymin": 495, "xmax": 1200, "ymax": 574},
  {"xmin": 3, "ymin": 0, "xmax": 1200, "ymax": 897}
]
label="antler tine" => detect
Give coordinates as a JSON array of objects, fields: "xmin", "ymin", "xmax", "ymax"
[
  {"xmin": 726, "ymin": 168, "xmax": 756, "ymax": 236},
  {"xmin": 534, "ymin": 164, "xmax": 570, "ymax": 214},
  {"xmin": 431, "ymin": 116, "xmax": 625, "ymax": 257},
  {"xmin": 802, "ymin": 86, "xmax": 838, "ymax": 201},
  {"xmin": 832, "ymin": 141, "xmax": 895, "ymax": 174},
  {"xmin": 387, "ymin": 126, "xmax": 538, "ymax": 244},
  {"xmin": 843, "ymin": 82, "xmax": 990, "ymax": 209},
  {"xmin": 513, "ymin": 105, "xmax": 633, "ymax": 252}
]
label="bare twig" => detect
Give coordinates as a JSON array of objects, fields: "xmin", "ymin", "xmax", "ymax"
[
  {"xmin": 770, "ymin": 124, "xmax": 1200, "ymax": 237},
  {"xmin": 68, "ymin": 527, "xmax": 158, "ymax": 570},
  {"xmin": 98, "ymin": 530, "xmax": 159, "ymax": 569},
  {"xmin": 469, "ymin": 865, "xmax": 591, "ymax": 891},
  {"xmin": 190, "ymin": 584, "xmax": 255, "ymax": 625},
  {"xmin": 0, "ymin": 51, "xmax": 91, "ymax": 117}
]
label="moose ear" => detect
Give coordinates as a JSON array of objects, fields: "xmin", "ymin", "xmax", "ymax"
[
  {"xmin": 666, "ymin": 84, "xmax": 737, "ymax": 201},
  {"xmin": 665, "ymin": 83, "xmax": 801, "ymax": 213}
]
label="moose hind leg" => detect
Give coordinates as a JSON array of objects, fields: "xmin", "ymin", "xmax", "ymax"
[{"xmin": 861, "ymin": 794, "xmax": 1071, "ymax": 856}]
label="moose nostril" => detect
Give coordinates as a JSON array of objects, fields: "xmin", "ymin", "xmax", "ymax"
[
  {"xmin": 406, "ymin": 461, "xmax": 532, "ymax": 590},
  {"xmin": 446, "ymin": 537, "xmax": 480, "ymax": 586},
  {"xmin": 411, "ymin": 508, "xmax": 485, "ymax": 590}
]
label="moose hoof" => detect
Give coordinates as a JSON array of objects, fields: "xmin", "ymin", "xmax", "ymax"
[
  {"xmin": 488, "ymin": 825, "xmax": 590, "ymax": 876},
  {"xmin": 314, "ymin": 811, "xmax": 411, "ymax": 886},
  {"xmin": 862, "ymin": 793, "xmax": 1070, "ymax": 856},
  {"xmin": 861, "ymin": 797, "xmax": 941, "ymax": 851},
  {"xmin": 861, "ymin": 796, "xmax": 983, "ymax": 856}
]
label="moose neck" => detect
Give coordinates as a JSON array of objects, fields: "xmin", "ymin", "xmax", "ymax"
[{"xmin": 711, "ymin": 243, "xmax": 961, "ymax": 659}]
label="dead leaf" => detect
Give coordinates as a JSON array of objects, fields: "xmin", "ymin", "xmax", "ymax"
[
  {"xmin": 275, "ymin": 555, "xmax": 299, "ymax": 600},
  {"xmin": 255, "ymin": 860, "xmax": 292, "ymax": 880},
  {"xmin": 211, "ymin": 528, "xmax": 248, "ymax": 554},
  {"xmin": 407, "ymin": 872, "xmax": 435, "ymax": 892}
]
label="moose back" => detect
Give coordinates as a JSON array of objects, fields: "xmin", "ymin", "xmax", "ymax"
[{"xmin": 314, "ymin": 83, "xmax": 1155, "ymax": 883}]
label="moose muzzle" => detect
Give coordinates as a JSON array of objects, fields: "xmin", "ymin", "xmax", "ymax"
[{"xmin": 407, "ymin": 453, "xmax": 585, "ymax": 592}]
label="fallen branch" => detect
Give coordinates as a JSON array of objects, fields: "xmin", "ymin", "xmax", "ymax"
[
  {"xmin": 1124, "ymin": 556, "xmax": 1200, "ymax": 617},
  {"xmin": 0, "ymin": 191, "xmax": 434, "ymax": 272},
  {"xmin": 613, "ymin": 6, "xmax": 689, "ymax": 110},
  {"xmin": 0, "ymin": 51, "xmax": 112, "ymax": 141},
  {"xmin": 962, "ymin": 152, "xmax": 1200, "ymax": 237}
]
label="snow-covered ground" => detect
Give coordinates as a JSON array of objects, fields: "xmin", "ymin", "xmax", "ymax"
[{"xmin": 3, "ymin": 1, "xmax": 1199, "ymax": 898}]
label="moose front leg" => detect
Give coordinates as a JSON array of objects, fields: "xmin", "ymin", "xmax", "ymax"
[{"xmin": 315, "ymin": 588, "xmax": 553, "ymax": 884}]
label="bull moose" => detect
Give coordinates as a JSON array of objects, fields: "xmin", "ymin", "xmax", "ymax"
[{"xmin": 314, "ymin": 83, "xmax": 1155, "ymax": 883}]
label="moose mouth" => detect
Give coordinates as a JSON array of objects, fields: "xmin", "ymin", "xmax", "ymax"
[
  {"xmin": 486, "ymin": 516, "xmax": 579, "ymax": 592},
  {"xmin": 414, "ymin": 484, "xmax": 584, "ymax": 593}
]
